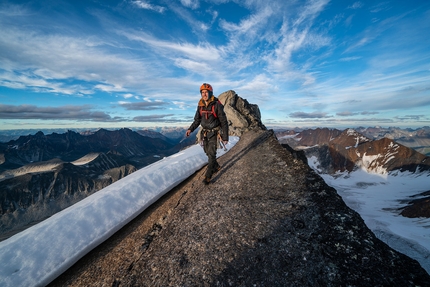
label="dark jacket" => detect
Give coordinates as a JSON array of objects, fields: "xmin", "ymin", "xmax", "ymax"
[{"xmin": 188, "ymin": 96, "xmax": 229, "ymax": 141}]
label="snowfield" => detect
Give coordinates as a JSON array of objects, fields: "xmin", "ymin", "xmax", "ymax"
[{"xmin": 308, "ymin": 156, "xmax": 430, "ymax": 274}]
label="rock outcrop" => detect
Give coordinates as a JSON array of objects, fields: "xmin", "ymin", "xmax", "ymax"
[
  {"xmin": 50, "ymin": 129, "xmax": 430, "ymax": 287},
  {"xmin": 218, "ymin": 90, "xmax": 266, "ymax": 136}
]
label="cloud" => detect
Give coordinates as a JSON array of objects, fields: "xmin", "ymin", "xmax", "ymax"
[
  {"xmin": 264, "ymin": 0, "xmax": 331, "ymax": 81},
  {"xmin": 339, "ymin": 56, "xmax": 361, "ymax": 62},
  {"xmin": 171, "ymin": 101, "xmax": 187, "ymax": 110},
  {"xmin": 0, "ymin": 25, "xmax": 152, "ymax": 96},
  {"xmin": 361, "ymin": 111, "xmax": 379, "ymax": 115},
  {"xmin": 370, "ymin": 2, "xmax": 391, "ymax": 13},
  {"xmin": 0, "ymin": 104, "xmax": 119, "ymax": 121},
  {"xmin": 395, "ymin": 115, "xmax": 428, "ymax": 121},
  {"xmin": 348, "ymin": 2, "xmax": 363, "ymax": 9},
  {"xmin": 131, "ymin": 1, "xmax": 166, "ymax": 13},
  {"xmin": 132, "ymin": 114, "xmax": 186, "ymax": 122},
  {"xmin": 167, "ymin": 2, "xmax": 209, "ymax": 32},
  {"xmin": 289, "ymin": 111, "xmax": 330, "ymax": 119},
  {"xmin": 336, "ymin": 111, "xmax": 359, "ymax": 117},
  {"xmin": 219, "ymin": 6, "xmax": 273, "ymax": 35},
  {"xmin": 180, "ymin": 0, "xmax": 199, "ymax": 9},
  {"xmin": 119, "ymin": 101, "xmax": 168, "ymax": 111},
  {"xmin": 123, "ymin": 30, "xmax": 221, "ymax": 61}
]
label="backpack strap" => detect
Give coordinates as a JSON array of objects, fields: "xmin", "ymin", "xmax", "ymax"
[{"xmin": 199, "ymin": 102, "xmax": 218, "ymax": 119}]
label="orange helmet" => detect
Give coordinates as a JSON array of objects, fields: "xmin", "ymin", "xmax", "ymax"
[{"xmin": 200, "ymin": 83, "xmax": 213, "ymax": 96}]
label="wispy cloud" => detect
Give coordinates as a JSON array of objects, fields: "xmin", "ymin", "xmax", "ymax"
[
  {"xmin": 131, "ymin": 1, "xmax": 166, "ymax": 13},
  {"xmin": 370, "ymin": 2, "xmax": 391, "ymax": 13},
  {"xmin": 133, "ymin": 114, "xmax": 185, "ymax": 122},
  {"xmin": 361, "ymin": 111, "xmax": 379, "ymax": 115},
  {"xmin": 339, "ymin": 56, "xmax": 361, "ymax": 62},
  {"xmin": 119, "ymin": 101, "xmax": 169, "ymax": 111},
  {"xmin": 289, "ymin": 111, "xmax": 330, "ymax": 119},
  {"xmin": 336, "ymin": 111, "xmax": 359, "ymax": 117},
  {"xmin": 264, "ymin": 0, "xmax": 331, "ymax": 84},
  {"xmin": 0, "ymin": 26, "xmax": 152, "ymax": 96},
  {"xmin": 180, "ymin": 0, "xmax": 199, "ymax": 10},
  {"xmin": 0, "ymin": 104, "xmax": 118, "ymax": 121},
  {"xmin": 167, "ymin": 2, "xmax": 209, "ymax": 32},
  {"xmin": 348, "ymin": 2, "xmax": 363, "ymax": 9}
]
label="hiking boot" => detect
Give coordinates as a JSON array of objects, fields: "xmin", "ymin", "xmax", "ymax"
[
  {"xmin": 203, "ymin": 177, "xmax": 211, "ymax": 185},
  {"xmin": 214, "ymin": 165, "xmax": 221, "ymax": 173}
]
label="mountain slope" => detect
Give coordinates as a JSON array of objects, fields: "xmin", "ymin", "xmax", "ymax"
[
  {"xmin": 280, "ymin": 128, "xmax": 430, "ymax": 174},
  {"xmin": 0, "ymin": 128, "xmax": 174, "ymax": 168},
  {"xmin": 0, "ymin": 152, "xmax": 136, "ymax": 239},
  {"xmin": 355, "ymin": 126, "xmax": 430, "ymax": 156},
  {"xmin": 50, "ymin": 130, "xmax": 430, "ymax": 286}
]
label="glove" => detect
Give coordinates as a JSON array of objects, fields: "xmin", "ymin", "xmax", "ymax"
[{"xmin": 186, "ymin": 130, "xmax": 191, "ymax": 137}]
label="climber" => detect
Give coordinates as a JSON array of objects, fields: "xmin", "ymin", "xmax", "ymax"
[{"xmin": 186, "ymin": 83, "xmax": 229, "ymax": 185}]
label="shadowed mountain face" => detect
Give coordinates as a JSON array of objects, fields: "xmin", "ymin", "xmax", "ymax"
[
  {"xmin": 0, "ymin": 153, "xmax": 138, "ymax": 240},
  {"xmin": 0, "ymin": 128, "xmax": 174, "ymax": 169},
  {"xmin": 0, "ymin": 128, "xmax": 178, "ymax": 240},
  {"xmin": 50, "ymin": 130, "xmax": 430, "ymax": 286}
]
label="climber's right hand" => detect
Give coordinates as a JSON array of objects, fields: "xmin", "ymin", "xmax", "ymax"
[{"xmin": 186, "ymin": 130, "xmax": 191, "ymax": 137}]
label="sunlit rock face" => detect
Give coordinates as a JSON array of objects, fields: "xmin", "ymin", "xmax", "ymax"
[
  {"xmin": 50, "ymin": 130, "xmax": 430, "ymax": 287},
  {"xmin": 218, "ymin": 90, "xmax": 266, "ymax": 137},
  {"xmin": 280, "ymin": 128, "xmax": 430, "ymax": 174},
  {"xmin": 278, "ymin": 128, "xmax": 430, "ymax": 219}
]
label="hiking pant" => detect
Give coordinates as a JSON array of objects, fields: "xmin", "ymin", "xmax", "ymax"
[{"xmin": 203, "ymin": 132, "xmax": 220, "ymax": 179}]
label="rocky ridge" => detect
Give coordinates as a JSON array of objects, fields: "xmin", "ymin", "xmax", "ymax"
[{"xmin": 50, "ymin": 129, "xmax": 430, "ymax": 287}]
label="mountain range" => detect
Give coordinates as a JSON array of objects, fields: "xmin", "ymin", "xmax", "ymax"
[
  {"xmin": 276, "ymin": 127, "xmax": 430, "ymax": 219},
  {"xmin": 277, "ymin": 127, "xmax": 430, "ymax": 174},
  {"xmin": 275, "ymin": 126, "xmax": 430, "ymax": 156},
  {"xmin": 0, "ymin": 128, "xmax": 185, "ymax": 239}
]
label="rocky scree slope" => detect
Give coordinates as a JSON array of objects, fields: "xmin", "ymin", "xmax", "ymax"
[{"xmin": 50, "ymin": 129, "xmax": 430, "ymax": 287}]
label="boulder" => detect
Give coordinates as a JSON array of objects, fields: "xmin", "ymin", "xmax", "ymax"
[{"xmin": 218, "ymin": 90, "xmax": 266, "ymax": 136}]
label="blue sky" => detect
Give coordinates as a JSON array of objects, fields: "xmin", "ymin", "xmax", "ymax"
[{"xmin": 0, "ymin": 0, "xmax": 429, "ymax": 131}]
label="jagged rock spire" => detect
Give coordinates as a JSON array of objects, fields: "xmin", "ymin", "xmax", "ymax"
[{"xmin": 218, "ymin": 90, "xmax": 266, "ymax": 136}]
